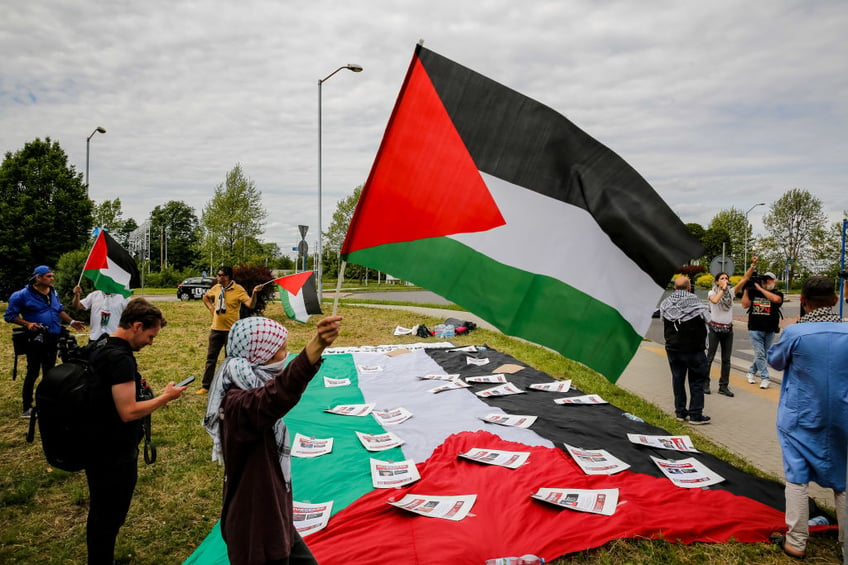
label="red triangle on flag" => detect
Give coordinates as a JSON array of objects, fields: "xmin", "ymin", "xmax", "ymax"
[
  {"xmin": 342, "ymin": 57, "xmax": 505, "ymax": 255},
  {"xmin": 274, "ymin": 271, "xmax": 312, "ymax": 295},
  {"xmin": 84, "ymin": 231, "xmax": 109, "ymax": 270}
]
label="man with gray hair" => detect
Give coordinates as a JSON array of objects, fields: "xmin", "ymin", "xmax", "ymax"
[{"xmin": 659, "ymin": 276, "xmax": 712, "ymax": 425}]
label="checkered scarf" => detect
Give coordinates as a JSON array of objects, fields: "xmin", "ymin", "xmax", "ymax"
[
  {"xmin": 204, "ymin": 317, "xmax": 291, "ymax": 486},
  {"xmin": 798, "ymin": 306, "xmax": 842, "ymax": 324},
  {"xmin": 215, "ymin": 281, "xmax": 234, "ymax": 314}
]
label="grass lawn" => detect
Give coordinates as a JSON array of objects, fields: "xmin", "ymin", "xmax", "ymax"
[{"xmin": 0, "ymin": 299, "xmax": 840, "ymax": 564}]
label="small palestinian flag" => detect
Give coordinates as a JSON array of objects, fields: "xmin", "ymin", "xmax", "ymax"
[
  {"xmin": 341, "ymin": 45, "xmax": 704, "ymax": 382},
  {"xmin": 82, "ymin": 229, "xmax": 141, "ymax": 298},
  {"xmin": 276, "ymin": 271, "xmax": 322, "ymax": 323}
]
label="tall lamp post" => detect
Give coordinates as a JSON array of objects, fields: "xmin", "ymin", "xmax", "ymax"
[
  {"xmin": 743, "ymin": 202, "xmax": 766, "ymax": 270},
  {"xmin": 85, "ymin": 126, "xmax": 107, "ymax": 189},
  {"xmin": 318, "ymin": 64, "xmax": 362, "ymax": 299}
]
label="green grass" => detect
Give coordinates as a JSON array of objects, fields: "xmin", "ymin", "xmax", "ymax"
[{"xmin": 0, "ymin": 298, "xmax": 842, "ymax": 564}]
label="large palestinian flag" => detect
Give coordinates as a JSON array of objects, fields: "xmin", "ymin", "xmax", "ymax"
[
  {"xmin": 341, "ymin": 46, "xmax": 704, "ymax": 382},
  {"xmin": 82, "ymin": 229, "xmax": 141, "ymax": 298},
  {"xmin": 275, "ymin": 271, "xmax": 322, "ymax": 323},
  {"xmin": 184, "ymin": 344, "xmax": 806, "ymax": 565}
]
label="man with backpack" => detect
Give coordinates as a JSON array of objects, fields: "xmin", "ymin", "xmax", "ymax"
[
  {"xmin": 3, "ymin": 265, "xmax": 85, "ymax": 418},
  {"xmin": 85, "ymin": 298, "xmax": 188, "ymax": 565}
]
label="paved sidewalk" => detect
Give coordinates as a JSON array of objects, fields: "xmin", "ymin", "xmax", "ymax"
[{"xmin": 350, "ymin": 302, "xmax": 836, "ymax": 511}]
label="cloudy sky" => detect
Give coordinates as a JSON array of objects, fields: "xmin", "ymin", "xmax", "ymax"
[{"xmin": 2, "ymin": 1, "xmax": 846, "ymax": 259}]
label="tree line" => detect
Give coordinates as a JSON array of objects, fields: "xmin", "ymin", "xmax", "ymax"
[{"xmin": 0, "ymin": 138, "xmax": 294, "ymax": 299}]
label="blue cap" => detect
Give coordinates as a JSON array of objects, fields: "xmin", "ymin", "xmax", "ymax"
[{"xmin": 32, "ymin": 265, "xmax": 53, "ymax": 276}]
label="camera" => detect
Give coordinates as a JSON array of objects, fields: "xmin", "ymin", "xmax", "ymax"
[
  {"xmin": 744, "ymin": 272, "xmax": 767, "ymax": 291},
  {"xmin": 57, "ymin": 327, "xmax": 81, "ymax": 362}
]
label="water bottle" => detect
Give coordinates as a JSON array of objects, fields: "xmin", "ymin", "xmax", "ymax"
[
  {"xmin": 485, "ymin": 555, "xmax": 544, "ymax": 565},
  {"xmin": 808, "ymin": 515, "xmax": 829, "ymax": 526},
  {"xmin": 621, "ymin": 412, "xmax": 645, "ymax": 423}
]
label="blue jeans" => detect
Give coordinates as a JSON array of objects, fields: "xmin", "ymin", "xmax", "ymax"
[
  {"xmin": 666, "ymin": 349, "xmax": 708, "ymax": 418},
  {"xmin": 748, "ymin": 330, "xmax": 776, "ymax": 380}
]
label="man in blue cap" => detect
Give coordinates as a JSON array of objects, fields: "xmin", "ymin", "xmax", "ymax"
[{"xmin": 4, "ymin": 265, "xmax": 85, "ymax": 417}]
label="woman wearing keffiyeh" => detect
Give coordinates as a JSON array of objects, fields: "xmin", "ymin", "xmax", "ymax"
[
  {"xmin": 204, "ymin": 315, "xmax": 342, "ymax": 565},
  {"xmin": 705, "ymin": 262, "xmax": 755, "ymax": 397}
]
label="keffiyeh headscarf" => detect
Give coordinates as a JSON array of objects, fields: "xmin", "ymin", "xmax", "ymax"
[
  {"xmin": 204, "ymin": 317, "xmax": 290, "ymax": 478},
  {"xmin": 215, "ymin": 280, "xmax": 234, "ymax": 313}
]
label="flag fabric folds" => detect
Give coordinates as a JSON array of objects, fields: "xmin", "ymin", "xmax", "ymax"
[
  {"xmin": 82, "ymin": 229, "xmax": 140, "ymax": 298},
  {"xmin": 275, "ymin": 271, "xmax": 322, "ymax": 323},
  {"xmin": 341, "ymin": 45, "xmax": 704, "ymax": 382}
]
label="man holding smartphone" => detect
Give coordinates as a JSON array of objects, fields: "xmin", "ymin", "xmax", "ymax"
[{"xmin": 85, "ymin": 298, "xmax": 188, "ymax": 565}]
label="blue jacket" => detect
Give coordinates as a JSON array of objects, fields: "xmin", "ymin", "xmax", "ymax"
[
  {"xmin": 767, "ymin": 321, "xmax": 848, "ymax": 490},
  {"xmin": 4, "ymin": 284, "xmax": 65, "ymax": 335}
]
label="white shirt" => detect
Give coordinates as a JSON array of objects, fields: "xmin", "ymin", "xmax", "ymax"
[
  {"xmin": 707, "ymin": 288, "xmax": 734, "ymax": 325},
  {"xmin": 79, "ymin": 291, "xmax": 129, "ymax": 339}
]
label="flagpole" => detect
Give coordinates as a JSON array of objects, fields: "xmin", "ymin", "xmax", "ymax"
[
  {"xmin": 332, "ymin": 261, "xmax": 347, "ymax": 317},
  {"xmin": 77, "ymin": 230, "xmax": 103, "ymax": 287}
]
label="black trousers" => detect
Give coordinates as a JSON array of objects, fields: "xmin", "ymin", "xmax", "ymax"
[
  {"xmin": 203, "ymin": 330, "xmax": 229, "ymax": 388},
  {"xmin": 84, "ymin": 452, "xmax": 138, "ymax": 565},
  {"xmin": 266, "ymin": 532, "xmax": 318, "ymax": 565},
  {"xmin": 23, "ymin": 332, "xmax": 58, "ymax": 410}
]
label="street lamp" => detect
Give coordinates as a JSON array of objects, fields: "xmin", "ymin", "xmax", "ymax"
[
  {"xmin": 318, "ymin": 64, "xmax": 362, "ymax": 299},
  {"xmin": 85, "ymin": 126, "xmax": 107, "ymax": 189},
  {"xmin": 743, "ymin": 202, "xmax": 766, "ymax": 270}
]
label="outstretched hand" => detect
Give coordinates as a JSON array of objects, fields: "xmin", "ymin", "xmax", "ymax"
[{"xmin": 305, "ymin": 316, "xmax": 343, "ymax": 364}]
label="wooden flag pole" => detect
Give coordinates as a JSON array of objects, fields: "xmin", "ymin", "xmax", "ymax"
[{"xmin": 332, "ymin": 261, "xmax": 347, "ymax": 317}]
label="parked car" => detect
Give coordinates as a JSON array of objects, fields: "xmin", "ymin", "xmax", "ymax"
[{"xmin": 177, "ymin": 277, "xmax": 215, "ymax": 301}]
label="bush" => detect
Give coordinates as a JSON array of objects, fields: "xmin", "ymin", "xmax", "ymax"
[{"xmin": 694, "ymin": 273, "xmax": 714, "ymax": 289}]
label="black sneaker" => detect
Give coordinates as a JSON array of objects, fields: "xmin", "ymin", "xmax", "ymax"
[
  {"xmin": 718, "ymin": 387, "xmax": 735, "ymax": 397},
  {"xmin": 21, "ymin": 408, "xmax": 32, "ymax": 418},
  {"xmin": 675, "ymin": 414, "xmax": 687, "ymax": 422},
  {"xmin": 688, "ymin": 414, "xmax": 711, "ymax": 425},
  {"xmin": 703, "ymin": 387, "xmax": 711, "ymax": 395}
]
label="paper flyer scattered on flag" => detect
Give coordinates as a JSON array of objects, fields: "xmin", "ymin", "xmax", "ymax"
[
  {"xmin": 417, "ymin": 373, "xmax": 461, "ymax": 381},
  {"xmin": 531, "ymin": 488, "xmax": 619, "ymax": 516},
  {"xmin": 293, "ymin": 501, "xmax": 333, "ymax": 536},
  {"xmin": 465, "ymin": 374, "xmax": 507, "ymax": 384},
  {"xmin": 81, "ymin": 229, "xmax": 140, "ymax": 298},
  {"xmin": 554, "ymin": 394, "xmax": 607, "ymax": 405},
  {"xmin": 466, "ymin": 357, "xmax": 490, "ymax": 366},
  {"xmin": 356, "ymin": 431, "xmax": 405, "ymax": 452},
  {"xmin": 339, "ymin": 44, "xmax": 704, "ymax": 382},
  {"xmin": 563, "ymin": 443, "xmax": 631, "ymax": 475},
  {"xmin": 370, "ymin": 458, "xmax": 421, "ymax": 488},
  {"xmin": 358, "ymin": 365, "xmax": 383, "ymax": 374},
  {"xmin": 324, "ymin": 403, "xmax": 375, "ymax": 417},
  {"xmin": 393, "ymin": 325, "xmax": 414, "ymax": 335},
  {"xmin": 628, "ymin": 434, "xmax": 699, "ymax": 453},
  {"xmin": 428, "ymin": 380, "xmax": 471, "ymax": 394},
  {"xmin": 651, "ymin": 456, "xmax": 725, "ymax": 488},
  {"xmin": 480, "ymin": 413, "xmax": 538, "ymax": 429},
  {"xmin": 323, "ymin": 377, "xmax": 351, "ymax": 388},
  {"xmin": 274, "ymin": 271, "xmax": 322, "ymax": 324},
  {"xmin": 459, "ymin": 448, "xmax": 530, "ymax": 469},
  {"xmin": 388, "ymin": 493, "xmax": 477, "ymax": 521},
  {"xmin": 291, "ymin": 433, "xmax": 334, "ymax": 458},
  {"xmin": 475, "ymin": 382, "xmax": 525, "ymax": 397},
  {"xmin": 372, "ymin": 407, "xmax": 413, "ymax": 426},
  {"xmin": 528, "ymin": 380, "xmax": 572, "ymax": 393}
]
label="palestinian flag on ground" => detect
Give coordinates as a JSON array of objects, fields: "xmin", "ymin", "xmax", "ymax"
[
  {"xmin": 275, "ymin": 271, "xmax": 322, "ymax": 323},
  {"xmin": 82, "ymin": 229, "xmax": 140, "ymax": 298},
  {"xmin": 341, "ymin": 45, "xmax": 704, "ymax": 382},
  {"xmin": 185, "ymin": 345, "xmax": 793, "ymax": 564}
]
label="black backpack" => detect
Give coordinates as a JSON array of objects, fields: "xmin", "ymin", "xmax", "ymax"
[{"xmin": 26, "ymin": 337, "xmax": 157, "ymax": 471}]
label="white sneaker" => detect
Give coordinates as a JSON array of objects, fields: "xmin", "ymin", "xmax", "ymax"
[
  {"xmin": 746, "ymin": 373, "xmax": 757, "ymax": 384},
  {"xmin": 759, "ymin": 379, "xmax": 770, "ymax": 389}
]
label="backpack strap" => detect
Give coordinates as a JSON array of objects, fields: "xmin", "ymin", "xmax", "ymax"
[{"xmin": 142, "ymin": 414, "xmax": 157, "ymax": 465}]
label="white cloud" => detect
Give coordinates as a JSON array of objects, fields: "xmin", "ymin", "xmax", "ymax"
[{"xmin": 2, "ymin": 0, "xmax": 846, "ymax": 263}]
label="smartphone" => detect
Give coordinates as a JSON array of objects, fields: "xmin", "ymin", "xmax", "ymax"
[{"xmin": 175, "ymin": 375, "xmax": 196, "ymax": 388}]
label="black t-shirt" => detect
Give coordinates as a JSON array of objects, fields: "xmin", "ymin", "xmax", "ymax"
[
  {"xmin": 89, "ymin": 336, "xmax": 143, "ymax": 462},
  {"xmin": 746, "ymin": 287, "xmax": 784, "ymax": 333}
]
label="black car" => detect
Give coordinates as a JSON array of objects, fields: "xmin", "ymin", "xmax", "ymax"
[{"xmin": 177, "ymin": 277, "xmax": 215, "ymax": 301}]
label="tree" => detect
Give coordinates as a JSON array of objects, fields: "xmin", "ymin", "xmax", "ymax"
[
  {"xmin": 701, "ymin": 227, "xmax": 732, "ymax": 261},
  {"xmin": 707, "ymin": 208, "xmax": 749, "ymax": 271},
  {"xmin": 92, "ymin": 198, "xmax": 137, "ymax": 247},
  {"xmin": 149, "ymin": 200, "xmax": 200, "ymax": 271},
  {"xmin": 0, "ymin": 138, "xmax": 93, "ymax": 299},
  {"xmin": 324, "ymin": 185, "xmax": 362, "ymax": 278},
  {"xmin": 761, "ymin": 188, "xmax": 827, "ymax": 283},
  {"xmin": 201, "ymin": 164, "xmax": 267, "ymax": 267}
]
